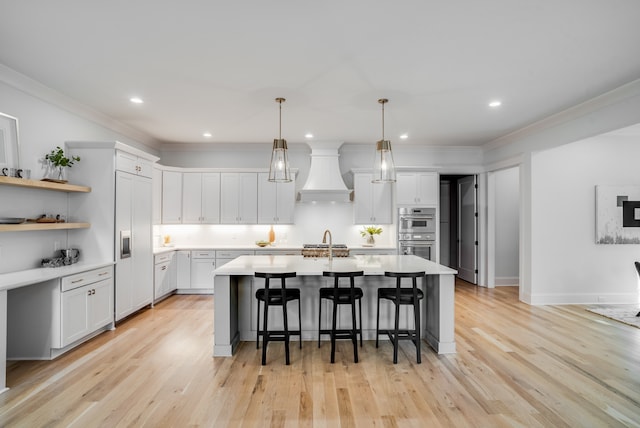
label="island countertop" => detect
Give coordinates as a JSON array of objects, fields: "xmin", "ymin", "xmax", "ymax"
[{"xmin": 213, "ymin": 254, "xmax": 457, "ymax": 276}]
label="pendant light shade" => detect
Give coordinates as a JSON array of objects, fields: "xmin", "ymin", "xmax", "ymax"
[
  {"xmin": 372, "ymin": 98, "xmax": 396, "ymax": 183},
  {"xmin": 268, "ymin": 97, "xmax": 292, "ymax": 182}
]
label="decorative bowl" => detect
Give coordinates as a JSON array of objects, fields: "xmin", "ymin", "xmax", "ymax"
[{"xmin": 255, "ymin": 240, "xmax": 270, "ymax": 247}]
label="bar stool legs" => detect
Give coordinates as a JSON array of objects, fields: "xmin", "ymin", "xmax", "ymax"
[
  {"xmin": 255, "ymin": 271, "xmax": 300, "ymax": 365},
  {"xmin": 375, "ymin": 271, "xmax": 425, "ymax": 364},
  {"xmin": 318, "ymin": 271, "xmax": 364, "ymax": 363}
]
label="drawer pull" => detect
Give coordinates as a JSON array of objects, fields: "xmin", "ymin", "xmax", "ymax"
[
  {"xmin": 72, "ymin": 279, "xmax": 84, "ymax": 284},
  {"xmin": 98, "ymin": 272, "xmax": 109, "ymax": 276}
]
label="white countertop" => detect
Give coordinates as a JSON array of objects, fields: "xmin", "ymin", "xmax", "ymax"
[
  {"xmin": 213, "ymin": 255, "xmax": 457, "ymax": 276},
  {"xmin": 0, "ymin": 261, "xmax": 115, "ymax": 291},
  {"xmin": 154, "ymin": 244, "xmax": 397, "ymax": 255}
]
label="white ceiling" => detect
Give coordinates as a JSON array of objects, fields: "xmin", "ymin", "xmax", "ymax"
[{"xmin": 1, "ymin": 1, "xmax": 640, "ymax": 148}]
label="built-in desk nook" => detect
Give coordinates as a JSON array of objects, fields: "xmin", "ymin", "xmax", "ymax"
[{"xmin": 213, "ymin": 254, "xmax": 457, "ymax": 357}]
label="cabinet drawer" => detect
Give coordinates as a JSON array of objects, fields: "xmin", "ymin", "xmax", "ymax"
[
  {"xmin": 155, "ymin": 251, "xmax": 175, "ymax": 264},
  {"xmin": 216, "ymin": 250, "xmax": 254, "ymax": 258},
  {"xmin": 61, "ymin": 266, "xmax": 113, "ymax": 292},
  {"xmin": 191, "ymin": 250, "xmax": 215, "ymax": 259},
  {"xmin": 115, "ymin": 151, "xmax": 137, "ymax": 175}
]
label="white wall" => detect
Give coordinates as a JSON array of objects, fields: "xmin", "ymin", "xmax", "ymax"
[
  {"xmin": 0, "ymin": 77, "xmax": 156, "ymax": 274},
  {"xmin": 494, "ymin": 167, "xmax": 519, "ymax": 285},
  {"xmin": 530, "ymin": 128, "xmax": 640, "ymax": 304}
]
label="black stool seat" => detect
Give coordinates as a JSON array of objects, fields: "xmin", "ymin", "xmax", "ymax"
[
  {"xmin": 255, "ymin": 271, "xmax": 301, "ymax": 365},
  {"xmin": 318, "ymin": 270, "xmax": 364, "ymax": 363},
  {"xmin": 376, "ymin": 271, "xmax": 425, "ymax": 364}
]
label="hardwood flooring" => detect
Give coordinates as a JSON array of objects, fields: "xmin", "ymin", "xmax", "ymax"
[{"xmin": 1, "ymin": 280, "xmax": 639, "ymax": 427}]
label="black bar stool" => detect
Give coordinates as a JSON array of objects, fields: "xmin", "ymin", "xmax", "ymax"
[
  {"xmin": 255, "ymin": 271, "xmax": 301, "ymax": 365},
  {"xmin": 318, "ymin": 270, "xmax": 364, "ymax": 363},
  {"xmin": 376, "ymin": 271, "xmax": 425, "ymax": 364}
]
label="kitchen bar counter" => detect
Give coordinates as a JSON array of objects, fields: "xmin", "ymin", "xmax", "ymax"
[
  {"xmin": 154, "ymin": 244, "xmax": 397, "ymax": 255},
  {"xmin": 213, "ymin": 255, "xmax": 457, "ymax": 357}
]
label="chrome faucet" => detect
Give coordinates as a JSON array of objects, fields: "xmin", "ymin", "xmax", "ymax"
[{"xmin": 322, "ymin": 229, "xmax": 333, "ymax": 261}]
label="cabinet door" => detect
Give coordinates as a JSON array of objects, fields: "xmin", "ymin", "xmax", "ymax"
[
  {"xmin": 191, "ymin": 258, "xmax": 215, "ymax": 290},
  {"xmin": 238, "ymin": 173, "xmax": 258, "ymax": 224},
  {"xmin": 162, "ymin": 171, "xmax": 183, "ymax": 224},
  {"xmin": 275, "ymin": 179, "xmax": 295, "ymax": 224},
  {"xmin": 220, "ymin": 173, "xmax": 240, "ymax": 223},
  {"xmin": 354, "ymin": 174, "xmax": 374, "ymax": 224},
  {"xmin": 395, "ymin": 172, "xmax": 419, "ymax": 205},
  {"xmin": 136, "ymin": 158, "xmax": 153, "ymax": 178},
  {"xmin": 257, "ymin": 173, "xmax": 278, "ymax": 223},
  {"xmin": 61, "ymin": 285, "xmax": 90, "ymax": 347},
  {"xmin": 155, "ymin": 261, "xmax": 169, "ymax": 299},
  {"xmin": 417, "ymin": 172, "xmax": 438, "ymax": 205},
  {"xmin": 115, "ymin": 151, "xmax": 138, "ymax": 175},
  {"xmin": 90, "ymin": 279, "xmax": 113, "ymax": 330},
  {"xmin": 115, "ymin": 172, "xmax": 134, "ymax": 319},
  {"xmin": 201, "ymin": 173, "xmax": 221, "ymax": 223},
  {"xmin": 221, "ymin": 173, "xmax": 257, "ymax": 224},
  {"xmin": 152, "ymin": 166, "xmax": 162, "ymax": 225},
  {"xmin": 182, "ymin": 172, "xmax": 203, "ymax": 223},
  {"xmin": 371, "ymin": 180, "xmax": 392, "ymax": 223},
  {"xmin": 132, "ymin": 175, "xmax": 153, "ymax": 309},
  {"xmin": 176, "ymin": 251, "xmax": 191, "ymax": 289}
]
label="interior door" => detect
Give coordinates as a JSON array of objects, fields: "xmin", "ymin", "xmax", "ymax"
[{"xmin": 458, "ymin": 175, "xmax": 477, "ymax": 283}]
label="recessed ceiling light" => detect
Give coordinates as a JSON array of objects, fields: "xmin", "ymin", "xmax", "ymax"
[
  {"xmin": 130, "ymin": 96, "xmax": 144, "ymax": 104},
  {"xmin": 488, "ymin": 100, "xmax": 502, "ymax": 108},
  {"xmin": 203, "ymin": 132, "xmax": 212, "ymax": 138},
  {"xmin": 400, "ymin": 133, "xmax": 409, "ymax": 140},
  {"xmin": 305, "ymin": 133, "xmax": 314, "ymax": 139}
]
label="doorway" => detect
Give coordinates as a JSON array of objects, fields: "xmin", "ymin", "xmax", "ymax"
[{"xmin": 440, "ymin": 175, "xmax": 478, "ymax": 284}]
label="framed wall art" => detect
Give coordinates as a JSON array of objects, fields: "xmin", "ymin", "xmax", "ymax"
[
  {"xmin": 0, "ymin": 112, "xmax": 20, "ymax": 169},
  {"xmin": 595, "ymin": 185, "xmax": 640, "ymax": 244}
]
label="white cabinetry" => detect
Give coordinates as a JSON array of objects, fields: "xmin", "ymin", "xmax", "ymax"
[
  {"xmin": 116, "ymin": 150, "xmax": 153, "ymax": 178},
  {"xmin": 182, "ymin": 172, "xmax": 221, "ymax": 224},
  {"xmin": 60, "ymin": 267, "xmax": 114, "ymax": 347},
  {"xmin": 6, "ymin": 266, "xmax": 114, "ymax": 360},
  {"xmin": 353, "ymin": 173, "xmax": 392, "ymax": 224},
  {"xmin": 190, "ymin": 250, "xmax": 216, "ymax": 292},
  {"xmin": 152, "ymin": 166, "xmax": 163, "ymax": 225},
  {"xmin": 162, "ymin": 170, "xmax": 183, "ymax": 224},
  {"xmin": 154, "ymin": 251, "xmax": 177, "ymax": 302},
  {"xmin": 396, "ymin": 171, "xmax": 439, "ymax": 206},
  {"xmin": 220, "ymin": 173, "xmax": 258, "ymax": 224},
  {"xmin": 176, "ymin": 251, "xmax": 192, "ymax": 291},
  {"xmin": 115, "ymin": 170, "xmax": 153, "ymax": 321},
  {"xmin": 257, "ymin": 172, "xmax": 295, "ymax": 224}
]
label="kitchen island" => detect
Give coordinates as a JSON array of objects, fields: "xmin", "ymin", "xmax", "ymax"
[{"xmin": 213, "ymin": 254, "xmax": 457, "ymax": 357}]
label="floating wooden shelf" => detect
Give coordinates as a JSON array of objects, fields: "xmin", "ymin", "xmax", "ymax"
[
  {"xmin": 0, "ymin": 222, "xmax": 91, "ymax": 233},
  {"xmin": 0, "ymin": 176, "xmax": 91, "ymax": 193}
]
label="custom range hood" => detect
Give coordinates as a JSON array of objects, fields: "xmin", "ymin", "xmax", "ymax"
[{"xmin": 297, "ymin": 142, "xmax": 352, "ymax": 203}]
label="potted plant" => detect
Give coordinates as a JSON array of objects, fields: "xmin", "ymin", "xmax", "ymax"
[
  {"xmin": 360, "ymin": 225, "xmax": 382, "ymax": 245},
  {"xmin": 44, "ymin": 146, "xmax": 80, "ymax": 182}
]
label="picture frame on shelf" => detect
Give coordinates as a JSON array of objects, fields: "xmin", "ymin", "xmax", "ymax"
[{"xmin": 0, "ymin": 112, "xmax": 20, "ymax": 169}]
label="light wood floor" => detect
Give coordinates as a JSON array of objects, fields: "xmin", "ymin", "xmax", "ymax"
[{"xmin": 1, "ymin": 280, "xmax": 639, "ymax": 427}]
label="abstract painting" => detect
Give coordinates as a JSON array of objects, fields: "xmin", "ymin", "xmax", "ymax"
[{"xmin": 596, "ymin": 185, "xmax": 640, "ymax": 244}]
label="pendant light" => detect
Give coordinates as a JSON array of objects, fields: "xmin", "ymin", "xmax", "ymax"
[
  {"xmin": 268, "ymin": 97, "xmax": 292, "ymax": 182},
  {"xmin": 372, "ymin": 98, "xmax": 396, "ymax": 183}
]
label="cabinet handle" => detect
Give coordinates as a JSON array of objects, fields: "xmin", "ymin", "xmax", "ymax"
[
  {"xmin": 87, "ymin": 289, "xmax": 92, "ymax": 296},
  {"xmin": 98, "ymin": 272, "xmax": 109, "ymax": 276},
  {"xmin": 92, "ymin": 289, "xmax": 96, "ymax": 295},
  {"xmin": 161, "ymin": 266, "xmax": 167, "ymax": 271},
  {"xmin": 72, "ymin": 278, "xmax": 84, "ymax": 284}
]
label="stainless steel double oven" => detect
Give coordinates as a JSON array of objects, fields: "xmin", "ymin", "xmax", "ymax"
[{"xmin": 398, "ymin": 207, "xmax": 436, "ymax": 261}]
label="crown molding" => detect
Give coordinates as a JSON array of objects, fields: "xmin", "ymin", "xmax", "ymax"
[{"xmin": 0, "ymin": 63, "xmax": 161, "ymax": 149}]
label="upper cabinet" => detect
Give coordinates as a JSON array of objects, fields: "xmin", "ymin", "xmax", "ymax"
[
  {"xmin": 353, "ymin": 173, "xmax": 392, "ymax": 224},
  {"xmin": 396, "ymin": 171, "xmax": 439, "ymax": 206},
  {"xmin": 152, "ymin": 166, "xmax": 162, "ymax": 225},
  {"xmin": 162, "ymin": 170, "xmax": 183, "ymax": 224},
  {"xmin": 220, "ymin": 173, "xmax": 258, "ymax": 224},
  {"xmin": 115, "ymin": 150, "xmax": 153, "ymax": 178},
  {"xmin": 257, "ymin": 172, "xmax": 295, "ymax": 224},
  {"xmin": 182, "ymin": 172, "xmax": 221, "ymax": 224}
]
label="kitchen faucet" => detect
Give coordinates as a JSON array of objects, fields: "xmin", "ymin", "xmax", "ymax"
[{"xmin": 322, "ymin": 229, "xmax": 333, "ymax": 261}]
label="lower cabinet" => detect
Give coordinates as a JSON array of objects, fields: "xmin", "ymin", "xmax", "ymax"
[
  {"xmin": 7, "ymin": 266, "xmax": 115, "ymax": 360},
  {"xmin": 190, "ymin": 250, "xmax": 216, "ymax": 292},
  {"xmin": 154, "ymin": 251, "xmax": 177, "ymax": 302}
]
